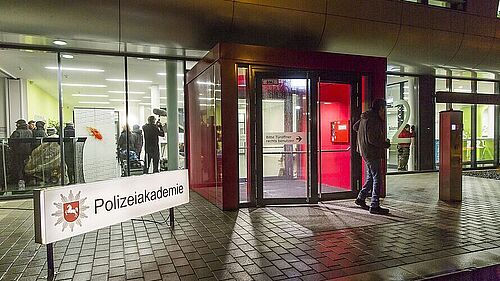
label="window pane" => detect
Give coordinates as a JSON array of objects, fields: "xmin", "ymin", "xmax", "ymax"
[
  {"xmin": 453, "ymin": 104, "xmax": 473, "ymax": 166},
  {"xmin": 476, "ymin": 105, "xmax": 495, "ymax": 164},
  {"xmin": 238, "ymin": 67, "xmax": 249, "ymax": 203},
  {"xmin": 452, "ymin": 79, "xmax": 472, "ymax": 93},
  {"xmin": 477, "ymin": 81, "xmax": 495, "ymax": 94},
  {"xmin": 429, "ymin": 0, "xmax": 450, "ymax": 8},
  {"xmin": 62, "ymin": 54, "xmax": 125, "ymax": 183},
  {"xmin": 436, "ymin": 78, "xmax": 449, "ymax": 92},
  {"xmin": 386, "ymin": 75, "xmax": 418, "ymax": 172},
  {"xmin": 0, "ymin": 49, "xmax": 58, "ymax": 194},
  {"xmin": 435, "ymin": 103, "xmax": 448, "ymax": 167}
]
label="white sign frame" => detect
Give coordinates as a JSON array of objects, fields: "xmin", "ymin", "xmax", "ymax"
[
  {"xmin": 34, "ymin": 170, "xmax": 189, "ymax": 245},
  {"xmin": 264, "ymin": 132, "xmax": 307, "ymax": 145}
]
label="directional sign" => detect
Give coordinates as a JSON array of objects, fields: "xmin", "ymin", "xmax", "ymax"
[{"xmin": 264, "ymin": 132, "xmax": 307, "ymax": 145}]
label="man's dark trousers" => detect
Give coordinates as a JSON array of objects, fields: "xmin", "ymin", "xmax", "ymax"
[
  {"xmin": 357, "ymin": 159, "xmax": 382, "ymax": 208},
  {"xmin": 144, "ymin": 151, "xmax": 160, "ymax": 173}
]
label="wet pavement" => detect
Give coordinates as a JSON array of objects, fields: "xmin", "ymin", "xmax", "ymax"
[{"xmin": 0, "ymin": 173, "xmax": 499, "ymax": 280}]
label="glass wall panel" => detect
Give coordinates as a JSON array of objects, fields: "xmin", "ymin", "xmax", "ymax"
[
  {"xmin": 188, "ymin": 66, "xmax": 217, "ymax": 203},
  {"xmin": 436, "ymin": 78, "xmax": 449, "ymax": 92},
  {"xmin": 125, "ymin": 57, "xmax": 167, "ymax": 175},
  {"xmin": 476, "ymin": 105, "xmax": 495, "ymax": 165},
  {"xmin": 477, "ymin": 81, "xmax": 495, "ymax": 94},
  {"xmin": 61, "ymin": 54, "xmax": 125, "ymax": 183},
  {"xmin": 0, "ymin": 49, "xmax": 58, "ymax": 193},
  {"xmin": 452, "ymin": 79, "xmax": 472, "ymax": 93},
  {"xmin": 214, "ymin": 63, "xmax": 222, "ymax": 207},
  {"xmin": 237, "ymin": 67, "xmax": 249, "ymax": 203},
  {"xmin": 453, "ymin": 103, "xmax": 473, "ymax": 167},
  {"xmin": 386, "ymin": 75, "xmax": 418, "ymax": 172},
  {"xmin": 435, "ymin": 103, "xmax": 447, "ymax": 167}
]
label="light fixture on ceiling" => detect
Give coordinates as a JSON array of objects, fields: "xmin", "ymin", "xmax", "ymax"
[
  {"xmin": 52, "ymin": 40, "xmax": 67, "ymax": 46},
  {"xmin": 62, "ymin": 83, "xmax": 107, "ymax": 88},
  {"xmin": 109, "ymin": 99, "xmax": 141, "ymax": 102},
  {"xmin": 108, "ymin": 90, "xmax": 145, "ymax": 94},
  {"xmin": 157, "ymin": 73, "xmax": 185, "ymax": 77},
  {"xmin": 139, "ymin": 103, "xmax": 151, "ymax": 105},
  {"xmin": 150, "ymin": 58, "xmax": 159, "ymax": 61},
  {"xmin": 79, "ymin": 101, "xmax": 110, "ymax": 104},
  {"xmin": 106, "ymin": 78, "xmax": 153, "ymax": 83},
  {"xmin": 45, "ymin": 66, "xmax": 104, "ymax": 72},
  {"xmin": 62, "ymin": 54, "xmax": 74, "ymax": 59},
  {"xmin": 72, "ymin": 94, "xmax": 109, "ymax": 97}
]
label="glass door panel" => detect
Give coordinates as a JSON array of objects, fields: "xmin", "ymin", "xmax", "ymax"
[
  {"xmin": 261, "ymin": 78, "xmax": 308, "ymax": 199},
  {"xmin": 318, "ymin": 82, "xmax": 351, "ymax": 195}
]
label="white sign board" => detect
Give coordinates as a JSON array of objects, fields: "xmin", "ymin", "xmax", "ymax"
[
  {"xmin": 35, "ymin": 170, "xmax": 189, "ymax": 244},
  {"xmin": 264, "ymin": 132, "xmax": 306, "ymax": 145}
]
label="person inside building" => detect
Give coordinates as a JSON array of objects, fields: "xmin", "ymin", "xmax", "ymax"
[
  {"xmin": 9, "ymin": 119, "xmax": 33, "ymax": 189},
  {"xmin": 27, "ymin": 120, "xmax": 36, "ymax": 131},
  {"xmin": 132, "ymin": 124, "xmax": 143, "ymax": 159},
  {"xmin": 32, "ymin": 121, "xmax": 47, "ymax": 138},
  {"xmin": 353, "ymin": 99, "xmax": 391, "ymax": 215},
  {"xmin": 397, "ymin": 124, "xmax": 415, "ymax": 171},
  {"xmin": 142, "ymin": 116, "xmax": 165, "ymax": 173},
  {"xmin": 63, "ymin": 123, "xmax": 76, "ymax": 184}
]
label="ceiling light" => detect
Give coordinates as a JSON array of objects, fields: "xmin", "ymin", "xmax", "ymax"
[
  {"xmin": 150, "ymin": 58, "xmax": 159, "ymax": 61},
  {"xmin": 62, "ymin": 83, "xmax": 107, "ymax": 88},
  {"xmin": 177, "ymin": 74, "xmax": 184, "ymax": 77},
  {"xmin": 109, "ymin": 99, "xmax": 141, "ymax": 102},
  {"xmin": 197, "ymin": 81, "xmax": 215, "ymax": 85},
  {"xmin": 79, "ymin": 101, "xmax": 110, "ymax": 104},
  {"xmin": 53, "ymin": 40, "xmax": 67, "ymax": 46},
  {"xmin": 106, "ymin": 78, "xmax": 152, "ymax": 83},
  {"xmin": 139, "ymin": 103, "xmax": 151, "ymax": 105},
  {"xmin": 72, "ymin": 94, "xmax": 109, "ymax": 97},
  {"xmin": 157, "ymin": 73, "xmax": 166, "ymax": 76},
  {"xmin": 62, "ymin": 54, "xmax": 74, "ymax": 59},
  {"xmin": 177, "ymin": 88, "xmax": 183, "ymax": 91},
  {"xmin": 159, "ymin": 86, "xmax": 166, "ymax": 90},
  {"xmin": 45, "ymin": 66, "xmax": 104, "ymax": 72},
  {"xmin": 108, "ymin": 91, "xmax": 145, "ymax": 94}
]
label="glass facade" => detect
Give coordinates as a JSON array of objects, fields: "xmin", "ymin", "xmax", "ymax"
[
  {"xmin": 0, "ymin": 48, "xmax": 188, "ymax": 198},
  {"xmin": 386, "ymin": 75, "xmax": 418, "ymax": 172},
  {"xmin": 434, "ymin": 71, "xmax": 499, "ymax": 169}
]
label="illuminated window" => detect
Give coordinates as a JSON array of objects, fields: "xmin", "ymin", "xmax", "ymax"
[{"xmin": 498, "ymin": 0, "xmax": 500, "ymax": 17}]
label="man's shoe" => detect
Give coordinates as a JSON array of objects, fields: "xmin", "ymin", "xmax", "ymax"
[
  {"xmin": 369, "ymin": 206, "xmax": 389, "ymax": 215},
  {"xmin": 355, "ymin": 198, "xmax": 369, "ymax": 210}
]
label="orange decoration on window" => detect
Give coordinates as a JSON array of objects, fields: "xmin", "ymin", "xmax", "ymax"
[{"xmin": 87, "ymin": 127, "xmax": 103, "ymax": 140}]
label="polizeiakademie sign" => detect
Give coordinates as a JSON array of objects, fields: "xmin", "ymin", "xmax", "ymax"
[{"xmin": 34, "ymin": 170, "xmax": 189, "ymax": 244}]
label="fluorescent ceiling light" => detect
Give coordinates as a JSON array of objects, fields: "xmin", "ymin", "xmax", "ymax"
[
  {"xmin": 109, "ymin": 99, "xmax": 141, "ymax": 102},
  {"xmin": 196, "ymin": 81, "xmax": 215, "ymax": 85},
  {"xmin": 150, "ymin": 58, "xmax": 159, "ymax": 61},
  {"xmin": 62, "ymin": 83, "xmax": 107, "ymax": 88},
  {"xmin": 157, "ymin": 73, "xmax": 166, "ymax": 76},
  {"xmin": 79, "ymin": 101, "xmax": 110, "ymax": 104},
  {"xmin": 106, "ymin": 78, "xmax": 152, "ymax": 83},
  {"xmin": 238, "ymin": 84, "xmax": 247, "ymax": 87},
  {"xmin": 108, "ymin": 90, "xmax": 145, "ymax": 94},
  {"xmin": 45, "ymin": 66, "xmax": 104, "ymax": 72},
  {"xmin": 139, "ymin": 103, "xmax": 151, "ymax": 105},
  {"xmin": 72, "ymin": 94, "xmax": 109, "ymax": 97},
  {"xmin": 62, "ymin": 54, "xmax": 74, "ymax": 59},
  {"xmin": 53, "ymin": 40, "xmax": 67, "ymax": 46}
]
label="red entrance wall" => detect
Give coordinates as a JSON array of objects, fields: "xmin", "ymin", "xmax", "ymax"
[{"xmin": 319, "ymin": 83, "xmax": 351, "ymax": 190}]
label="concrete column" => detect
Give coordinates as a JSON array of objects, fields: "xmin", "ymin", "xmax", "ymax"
[
  {"xmin": 166, "ymin": 61, "xmax": 179, "ymax": 170},
  {"xmin": 150, "ymin": 84, "xmax": 160, "ymax": 114}
]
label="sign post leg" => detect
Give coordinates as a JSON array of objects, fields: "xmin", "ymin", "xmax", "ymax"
[
  {"xmin": 47, "ymin": 243, "xmax": 55, "ymax": 281},
  {"xmin": 169, "ymin": 207, "xmax": 174, "ymax": 228}
]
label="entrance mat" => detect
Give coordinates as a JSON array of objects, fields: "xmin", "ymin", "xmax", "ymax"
[{"xmin": 269, "ymin": 200, "xmax": 421, "ymax": 233}]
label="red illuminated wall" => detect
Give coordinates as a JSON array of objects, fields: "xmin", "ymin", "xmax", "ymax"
[{"xmin": 318, "ymin": 83, "xmax": 351, "ymax": 190}]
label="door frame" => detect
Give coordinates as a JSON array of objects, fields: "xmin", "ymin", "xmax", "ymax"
[
  {"xmin": 247, "ymin": 67, "xmax": 361, "ymax": 207},
  {"xmin": 316, "ymin": 72, "xmax": 362, "ymax": 201}
]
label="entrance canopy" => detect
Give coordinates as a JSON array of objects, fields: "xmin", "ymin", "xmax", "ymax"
[{"xmin": 186, "ymin": 43, "xmax": 386, "ymax": 210}]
